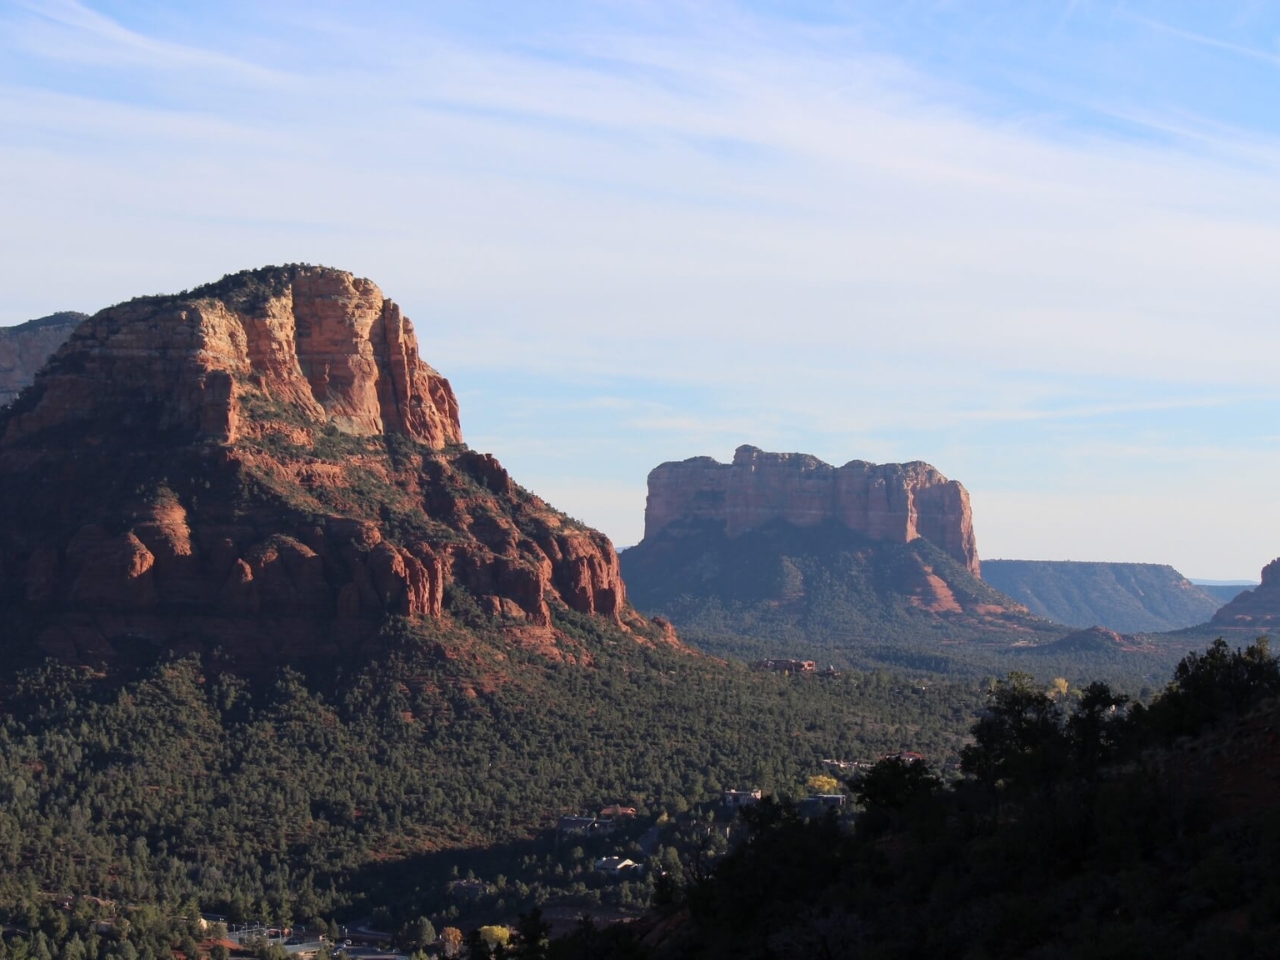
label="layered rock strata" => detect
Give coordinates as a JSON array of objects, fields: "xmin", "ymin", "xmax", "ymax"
[
  {"xmin": 644, "ymin": 445, "xmax": 980, "ymax": 575},
  {"xmin": 6, "ymin": 268, "xmax": 461, "ymax": 447},
  {"xmin": 0, "ymin": 265, "xmax": 643, "ymax": 668}
]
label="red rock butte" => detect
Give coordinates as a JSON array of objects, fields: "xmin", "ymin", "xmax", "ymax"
[
  {"xmin": 0, "ymin": 265, "xmax": 658, "ymax": 668},
  {"xmin": 4, "ymin": 266, "xmax": 462, "ymax": 448},
  {"xmin": 644, "ymin": 445, "xmax": 980, "ymax": 576}
]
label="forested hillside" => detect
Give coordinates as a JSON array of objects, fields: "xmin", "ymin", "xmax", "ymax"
[
  {"xmin": 982, "ymin": 559, "xmax": 1222, "ymax": 632},
  {"xmin": 551, "ymin": 637, "xmax": 1280, "ymax": 959},
  {"xmin": 0, "ymin": 605, "xmax": 984, "ymax": 934}
]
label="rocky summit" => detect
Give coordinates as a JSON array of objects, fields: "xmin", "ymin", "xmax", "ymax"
[
  {"xmin": 5, "ymin": 268, "xmax": 462, "ymax": 448},
  {"xmin": 645, "ymin": 444, "xmax": 980, "ymax": 575},
  {"xmin": 0, "ymin": 265, "xmax": 660, "ymax": 669}
]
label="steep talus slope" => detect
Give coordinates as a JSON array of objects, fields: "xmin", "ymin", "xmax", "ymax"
[
  {"xmin": 982, "ymin": 559, "xmax": 1222, "ymax": 632},
  {"xmin": 0, "ymin": 265, "xmax": 647, "ymax": 670},
  {"xmin": 0, "ymin": 311, "xmax": 86, "ymax": 406},
  {"xmin": 622, "ymin": 516, "xmax": 1064, "ymax": 675}
]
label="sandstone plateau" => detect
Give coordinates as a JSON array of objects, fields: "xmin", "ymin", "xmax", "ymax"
[
  {"xmin": 644, "ymin": 445, "xmax": 980, "ymax": 575},
  {"xmin": 0, "ymin": 311, "xmax": 84, "ymax": 406},
  {"xmin": 0, "ymin": 265, "xmax": 661, "ymax": 668},
  {"xmin": 1211, "ymin": 558, "xmax": 1280, "ymax": 629}
]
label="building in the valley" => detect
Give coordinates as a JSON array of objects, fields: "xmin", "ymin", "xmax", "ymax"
[
  {"xmin": 594, "ymin": 857, "xmax": 640, "ymax": 874},
  {"xmin": 723, "ymin": 789, "xmax": 763, "ymax": 809},
  {"xmin": 753, "ymin": 659, "xmax": 817, "ymax": 674},
  {"xmin": 600, "ymin": 804, "xmax": 638, "ymax": 819}
]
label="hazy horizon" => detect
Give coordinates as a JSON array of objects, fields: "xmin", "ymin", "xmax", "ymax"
[{"xmin": 3, "ymin": 1, "xmax": 1278, "ymax": 580}]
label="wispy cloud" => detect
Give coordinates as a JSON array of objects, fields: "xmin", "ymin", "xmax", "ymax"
[
  {"xmin": 1, "ymin": 1, "xmax": 1277, "ymax": 574},
  {"xmin": 9, "ymin": 0, "xmax": 295, "ymax": 86},
  {"xmin": 1125, "ymin": 10, "xmax": 1280, "ymax": 68}
]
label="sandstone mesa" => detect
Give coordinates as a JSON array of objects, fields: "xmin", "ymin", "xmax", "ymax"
[{"xmin": 644, "ymin": 444, "xmax": 980, "ymax": 576}]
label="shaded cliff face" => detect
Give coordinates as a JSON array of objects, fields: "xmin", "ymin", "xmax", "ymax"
[
  {"xmin": 1211, "ymin": 558, "xmax": 1280, "ymax": 628},
  {"xmin": 645, "ymin": 444, "xmax": 980, "ymax": 576},
  {"xmin": 0, "ymin": 311, "xmax": 85, "ymax": 406},
  {"xmin": 0, "ymin": 266, "xmax": 652, "ymax": 670}
]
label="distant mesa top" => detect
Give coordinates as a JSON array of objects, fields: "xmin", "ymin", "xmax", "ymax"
[
  {"xmin": 4, "ymin": 265, "xmax": 462, "ymax": 449},
  {"xmin": 644, "ymin": 445, "xmax": 979, "ymax": 575}
]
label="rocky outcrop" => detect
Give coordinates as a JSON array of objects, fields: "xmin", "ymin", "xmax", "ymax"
[
  {"xmin": 1026, "ymin": 625, "xmax": 1155, "ymax": 656},
  {"xmin": 0, "ymin": 312, "xmax": 85, "ymax": 406},
  {"xmin": 644, "ymin": 445, "xmax": 980, "ymax": 575},
  {"xmin": 1211, "ymin": 558, "xmax": 1280, "ymax": 628},
  {"xmin": 0, "ymin": 266, "xmax": 651, "ymax": 669},
  {"xmin": 5, "ymin": 267, "xmax": 462, "ymax": 448}
]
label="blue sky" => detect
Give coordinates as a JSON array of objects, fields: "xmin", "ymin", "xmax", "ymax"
[{"xmin": 2, "ymin": 1, "xmax": 1278, "ymax": 579}]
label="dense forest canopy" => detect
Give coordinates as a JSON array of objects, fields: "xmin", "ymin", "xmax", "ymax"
[
  {"xmin": 0, "ymin": 603, "xmax": 986, "ymax": 937},
  {"xmin": 0, "ymin": 627, "xmax": 1276, "ymax": 958},
  {"xmin": 555, "ymin": 637, "xmax": 1280, "ymax": 959}
]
